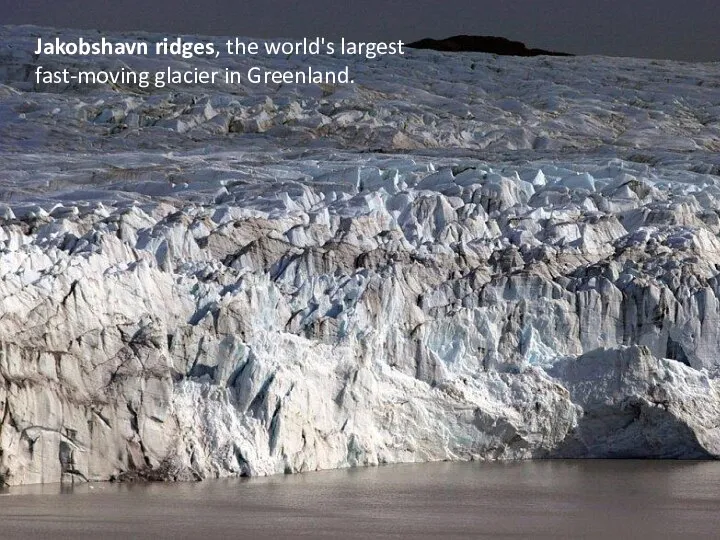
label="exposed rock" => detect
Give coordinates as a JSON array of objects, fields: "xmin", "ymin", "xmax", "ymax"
[{"xmin": 407, "ymin": 35, "xmax": 573, "ymax": 57}]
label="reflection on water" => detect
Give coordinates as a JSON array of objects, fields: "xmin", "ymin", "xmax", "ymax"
[{"xmin": 2, "ymin": 460, "xmax": 720, "ymax": 538}]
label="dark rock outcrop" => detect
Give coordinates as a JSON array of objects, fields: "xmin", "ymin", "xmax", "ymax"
[{"xmin": 407, "ymin": 35, "xmax": 572, "ymax": 56}]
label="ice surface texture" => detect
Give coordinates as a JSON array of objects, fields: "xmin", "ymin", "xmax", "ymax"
[{"xmin": 1, "ymin": 26, "xmax": 720, "ymax": 484}]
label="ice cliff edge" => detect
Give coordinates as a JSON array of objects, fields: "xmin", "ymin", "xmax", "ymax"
[{"xmin": 1, "ymin": 25, "xmax": 720, "ymax": 485}]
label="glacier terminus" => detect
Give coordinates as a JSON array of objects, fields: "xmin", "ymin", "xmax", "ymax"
[{"xmin": 1, "ymin": 25, "xmax": 720, "ymax": 485}]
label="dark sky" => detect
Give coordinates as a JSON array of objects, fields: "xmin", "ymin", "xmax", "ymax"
[{"xmin": 2, "ymin": 0, "xmax": 718, "ymax": 61}]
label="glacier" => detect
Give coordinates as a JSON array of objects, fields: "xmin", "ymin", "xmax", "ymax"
[{"xmin": 1, "ymin": 25, "xmax": 720, "ymax": 485}]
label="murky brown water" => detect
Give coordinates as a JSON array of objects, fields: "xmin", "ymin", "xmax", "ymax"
[{"xmin": 2, "ymin": 460, "xmax": 720, "ymax": 539}]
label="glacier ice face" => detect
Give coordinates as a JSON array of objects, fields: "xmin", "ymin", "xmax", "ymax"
[{"xmin": 1, "ymin": 25, "xmax": 720, "ymax": 485}]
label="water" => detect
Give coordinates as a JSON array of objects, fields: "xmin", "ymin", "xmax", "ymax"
[{"xmin": 2, "ymin": 460, "xmax": 720, "ymax": 538}]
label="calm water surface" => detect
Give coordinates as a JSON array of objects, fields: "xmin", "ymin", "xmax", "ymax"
[{"xmin": 2, "ymin": 460, "xmax": 720, "ymax": 539}]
